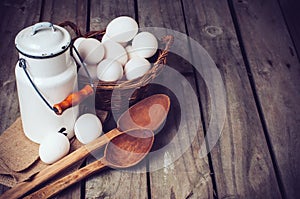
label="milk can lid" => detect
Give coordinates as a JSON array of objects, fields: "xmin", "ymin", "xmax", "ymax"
[{"xmin": 15, "ymin": 22, "xmax": 71, "ymax": 58}]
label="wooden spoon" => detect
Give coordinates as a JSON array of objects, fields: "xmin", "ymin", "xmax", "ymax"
[
  {"xmin": 0, "ymin": 94, "xmax": 170, "ymax": 199},
  {"xmin": 25, "ymin": 128, "xmax": 154, "ymax": 199}
]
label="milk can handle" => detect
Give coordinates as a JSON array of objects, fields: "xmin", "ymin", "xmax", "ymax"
[
  {"xmin": 53, "ymin": 46, "xmax": 95, "ymax": 115},
  {"xmin": 18, "ymin": 58, "xmax": 57, "ymax": 113},
  {"xmin": 19, "ymin": 56, "xmax": 94, "ymax": 116},
  {"xmin": 31, "ymin": 22, "xmax": 56, "ymax": 36}
]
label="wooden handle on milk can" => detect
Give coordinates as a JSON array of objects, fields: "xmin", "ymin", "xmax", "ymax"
[{"xmin": 53, "ymin": 85, "xmax": 94, "ymax": 115}]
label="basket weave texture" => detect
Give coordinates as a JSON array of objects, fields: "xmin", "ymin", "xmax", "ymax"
[{"xmin": 59, "ymin": 21, "xmax": 174, "ymax": 112}]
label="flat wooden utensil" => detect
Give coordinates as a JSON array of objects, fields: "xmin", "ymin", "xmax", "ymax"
[
  {"xmin": 0, "ymin": 94, "xmax": 170, "ymax": 199},
  {"xmin": 25, "ymin": 128, "xmax": 154, "ymax": 198}
]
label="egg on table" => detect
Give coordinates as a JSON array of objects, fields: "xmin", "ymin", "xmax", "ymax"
[
  {"xmin": 132, "ymin": 32, "xmax": 158, "ymax": 58},
  {"xmin": 105, "ymin": 16, "xmax": 138, "ymax": 43},
  {"xmin": 97, "ymin": 58, "xmax": 123, "ymax": 82},
  {"xmin": 39, "ymin": 133, "xmax": 70, "ymax": 164},
  {"xmin": 124, "ymin": 57, "xmax": 151, "ymax": 80},
  {"xmin": 74, "ymin": 113, "xmax": 103, "ymax": 144},
  {"xmin": 103, "ymin": 40, "xmax": 128, "ymax": 65},
  {"xmin": 73, "ymin": 38, "xmax": 105, "ymax": 65}
]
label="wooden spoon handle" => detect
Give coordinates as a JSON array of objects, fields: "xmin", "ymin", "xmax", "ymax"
[
  {"xmin": 0, "ymin": 128, "xmax": 122, "ymax": 199},
  {"xmin": 53, "ymin": 84, "xmax": 94, "ymax": 115},
  {"xmin": 24, "ymin": 159, "xmax": 107, "ymax": 199}
]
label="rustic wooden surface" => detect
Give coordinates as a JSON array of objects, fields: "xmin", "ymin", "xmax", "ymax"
[
  {"xmin": 183, "ymin": 0, "xmax": 281, "ymax": 198},
  {"xmin": 0, "ymin": 0, "xmax": 299, "ymax": 198},
  {"xmin": 232, "ymin": 0, "xmax": 300, "ymax": 198},
  {"xmin": 137, "ymin": 1, "xmax": 214, "ymax": 199},
  {"xmin": 0, "ymin": 0, "xmax": 41, "ymax": 194},
  {"xmin": 278, "ymin": 0, "xmax": 300, "ymax": 58}
]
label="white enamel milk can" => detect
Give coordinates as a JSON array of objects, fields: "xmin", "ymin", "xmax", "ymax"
[{"xmin": 15, "ymin": 22, "xmax": 81, "ymax": 144}]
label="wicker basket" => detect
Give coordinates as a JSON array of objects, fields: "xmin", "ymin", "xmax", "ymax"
[{"xmin": 59, "ymin": 21, "xmax": 174, "ymax": 112}]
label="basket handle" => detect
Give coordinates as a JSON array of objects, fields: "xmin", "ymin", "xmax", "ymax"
[
  {"xmin": 58, "ymin": 21, "xmax": 83, "ymax": 37},
  {"xmin": 59, "ymin": 21, "xmax": 105, "ymax": 40}
]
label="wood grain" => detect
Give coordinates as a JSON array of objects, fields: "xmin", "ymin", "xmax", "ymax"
[
  {"xmin": 89, "ymin": 0, "xmax": 136, "ymax": 31},
  {"xmin": 85, "ymin": 1, "xmax": 149, "ymax": 198},
  {"xmin": 0, "ymin": 0, "xmax": 42, "ymax": 194},
  {"xmin": 149, "ymin": 74, "xmax": 215, "ymax": 199},
  {"xmin": 278, "ymin": 0, "xmax": 300, "ymax": 59},
  {"xmin": 138, "ymin": 1, "xmax": 214, "ymax": 198},
  {"xmin": 137, "ymin": 0, "xmax": 194, "ymax": 74},
  {"xmin": 0, "ymin": 0, "xmax": 41, "ymax": 135},
  {"xmin": 182, "ymin": 0, "xmax": 282, "ymax": 198},
  {"xmin": 25, "ymin": 160, "xmax": 106, "ymax": 199},
  {"xmin": 232, "ymin": 0, "xmax": 300, "ymax": 198},
  {"xmin": 41, "ymin": 0, "xmax": 87, "ymax": 31}
]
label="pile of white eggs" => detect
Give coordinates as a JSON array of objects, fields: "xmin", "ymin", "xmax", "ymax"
[{"xmin": 75, "ymin": 16, "xmax": 158, "ymax": 82}]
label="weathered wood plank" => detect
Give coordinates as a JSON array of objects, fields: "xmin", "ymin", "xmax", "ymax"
[
  {"xmin": 0, "ymin": 0, "xmax": 41, "ymax": 134},
  {"xmin": 0, "ymin": 0, "xmax": 42, "ymax": 195},
  {"xmin": 148, "ymin": 74, "xmax": 214, "ymax": 199},
  {"xmin": 232, "ymin": 0, "xmax": 300, "ymax": 198},
  {"xmin": 85, "ymin": 161, "xmax": 148, "ymax": 199},
  {"xmin": 41, "ymin": 0, "xmax": 87, "ymax": 34},
  {"xmin": 182, "ymin": 0, "xmax": 282, "ymax": 198},
  {"xmin": 85, "ymin": 1, "xmax": 148, "ymax": 198},
  {"xmin": 89, "ymin": 0, "xmax": 136, "ymax": 31},
  {"xmin": 40, "ymin": 0, "xmax": 88, "ymax": 198},
  {"xmin": 138, "ymin": 0, "xmax": 214, "ymax": 198},
  {"xmin": 137, "ymin": 0, "xmax": 194, "ymax": 74},
  {"xmin": 278, "ymin": 0, "xmax": 300, "ymax": 59}
]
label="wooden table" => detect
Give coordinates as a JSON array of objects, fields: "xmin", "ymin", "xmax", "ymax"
[{"xmin": 0, "ymin": 0, "xmax": 299, "ymax": 198}]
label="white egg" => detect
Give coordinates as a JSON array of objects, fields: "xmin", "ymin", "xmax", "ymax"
[
  {"xmin": 132, "ymin": 32, "xmax": 158, "ymax": 58},
  {"xmin": 76, "ymin": 38, "xmax": 105, "ymax": 65},
  {"xmin": 124, "ymin": 57, "xmax": 151, "ymax": 80},
  {"xmin": 106, "ymin": 16, "xmax": 138, "ymax": 43},
  {"xmin": 102, "ymin": 33, "xmax": 127, "ymax": 47},
  {"xmin": 125, "ymin": 45, "xmax": 140, "ymax": 59},
  {"xmin": 74, "ymin": 113, "xmax": 103, "ymax": 144},
  {"xmin": 101, "ymin": 33, "xmax": 110, "ymax": 43},
  {"xmin": 103, "ymin": 40, "xmax": 128, "ymax": 65},
  {"xmin": 73, "ymin": 37, "xmax": 85, "ymax": 49},
  {"xmin": 97, "ymin": 58, "xmax": 123, "ymax": 82},
  {"xmin": 39, "ymin": 133, "xmax": 70, "ymax": 164},
  {"xmin": 72, "ymin": 37, "xmax": 86, "ymax": 64},
  {"xmin": 78, "ymin": 64, "xmax": 98, "ymax": 80},
  {"xmin": 63, "ymin": 128, "xmax": 75, "ymax": 140}
]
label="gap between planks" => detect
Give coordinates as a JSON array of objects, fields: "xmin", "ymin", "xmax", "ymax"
[
  {"xmin": 227, "ymin": 0, "xmax": 286, "ymax": 198},
  {"xmin": 179, "ymin": 0, "xmax": 219, "ymax": 197}
]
